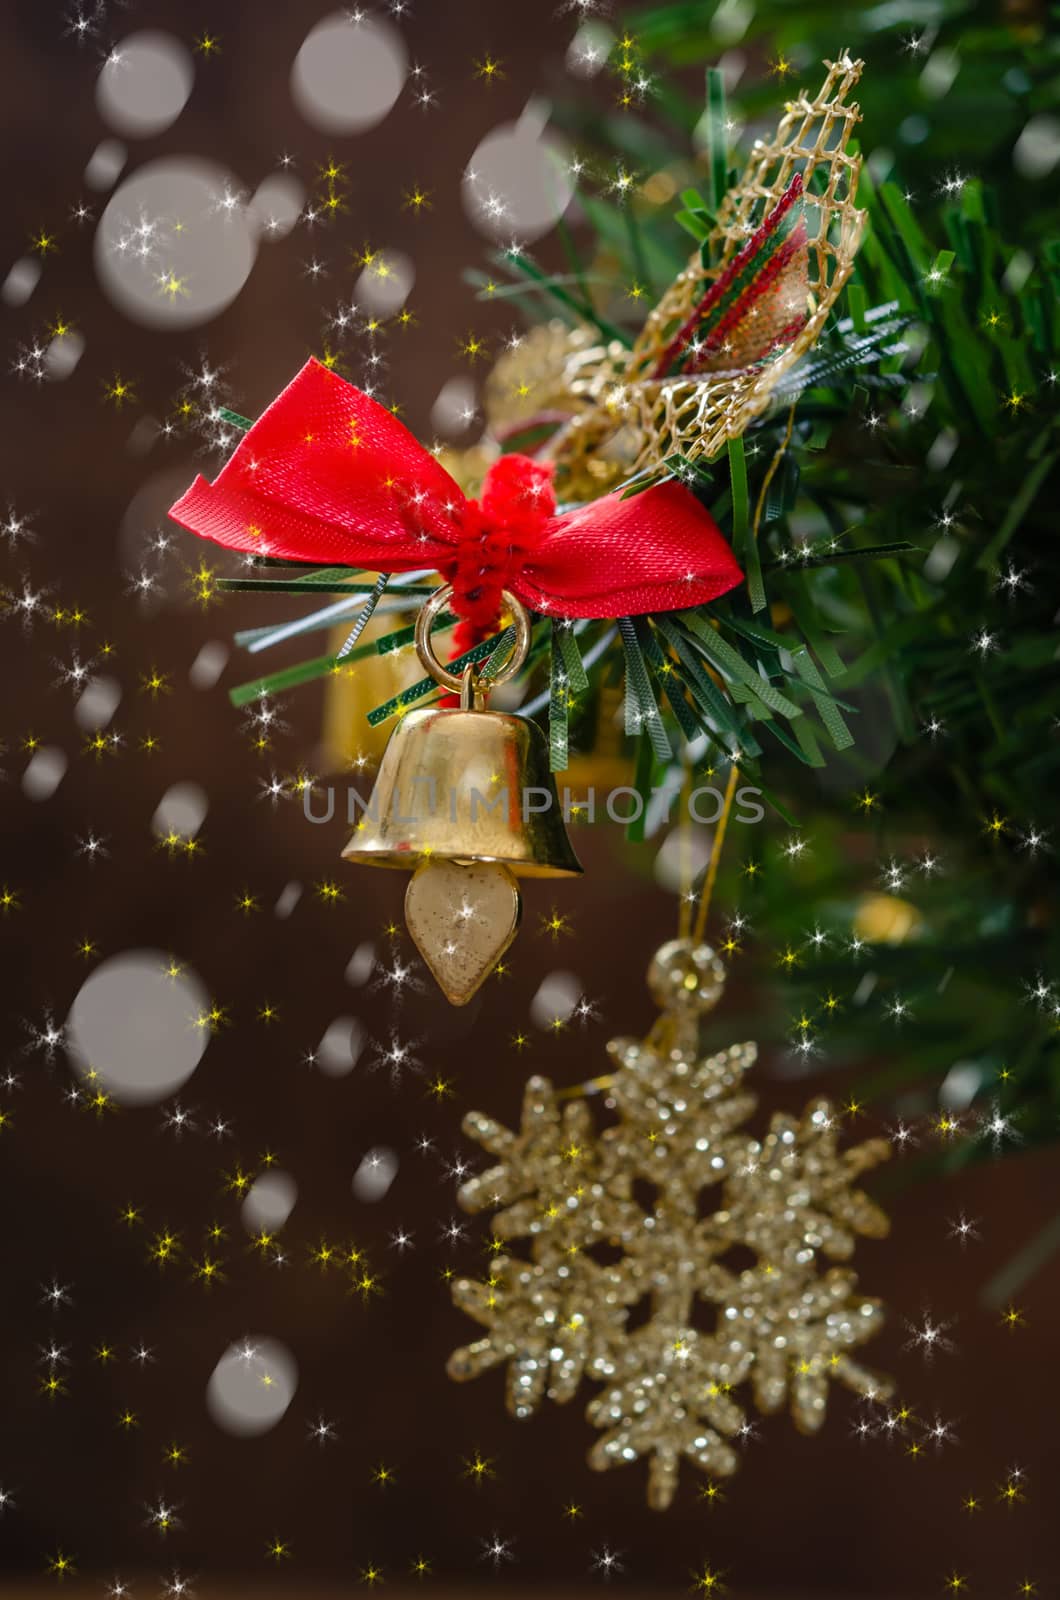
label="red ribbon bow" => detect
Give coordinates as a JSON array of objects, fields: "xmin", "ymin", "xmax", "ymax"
[{"xmin": 169, "ymin": 359, "xmax": 742, "ymax": 643}]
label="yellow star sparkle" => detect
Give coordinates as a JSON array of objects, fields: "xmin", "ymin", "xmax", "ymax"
[
  {"xmin": 103, "ymin": 374, "xmax": 135, "ymax": 409},
  {"xmin": 187, "ymin": 559, "xmax": 218, "ymax": 607},
  {"xmin": 197, "ymin": 1001, "xmax": 228, "ymax": 1032},
  {"xmin": 474, "ymin": 53, "xmax": 504, "ymax": 83},
  {"xmin": 140, "ymin": 667, "xmax": 169, "ymax": 697},
  {"xmin": 150, "ymin": 1229, "xmax": 180, "ymax": 1266},
  {"xmin": 193, "ymin": 1255, "xmax": 224, "ymax": 1288},
  {"xmin": 463, "ymin": 1450, "xmax": 495, "ymax": 1483},
  {"xmin": 354, "ymin": 1269, "xmax": 380, "ymax": 1300},
  {"xmin": 460, "ymin": 331, "xmax": 489, "ymax": 363},
  {"xmin": 158, "ymin": 272, "xmax": 188, "ymax": 302}
]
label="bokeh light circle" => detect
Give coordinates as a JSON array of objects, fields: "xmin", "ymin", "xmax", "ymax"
[
  {"xmin": 242, "ymin": 1171, "xmax": 298, "ymax": 1233},
  {"xmin": 65, "ymin": 949, "xmax": 210, "ymax": 1105},
  {"xmin": 352, "ymin": 1147, "xmax": 399, "ymax": 1202},
  {"xmin": 207, "ymin": 1338, "xmax": 298, "ymax": 1436},
  {"xmin": 248, "ymin": 173, "xmax": 307, "ymax": 241},
  {"xmin": 530, "ymin": 970, "xmax": 583, "ymax": 1030},
  {"xmin": 292, "ymin": 12, "xmax": 408, "ymax": 134},
  {"xmin": 96, "ymin": 32, "xmax": 194, "ymax": 137},
  {"xmin": 463, "ymin": 114, "xmax": 574, "ymax": 242},
  {"xmin": 354, "ymin": 249, "xmax": 414, "ymax": 316},
  {"xmin": 95, "ymin": 158, "xmax": 256, "ymax": 329},
  {"xmin": 151, "ymin": 781, "xmax": 208, "ymax": 841}
]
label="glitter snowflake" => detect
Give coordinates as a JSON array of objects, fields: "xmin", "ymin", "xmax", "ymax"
[{"xmin": 448, "ymin": 939, "xmax": 892, "ymax": 1508}]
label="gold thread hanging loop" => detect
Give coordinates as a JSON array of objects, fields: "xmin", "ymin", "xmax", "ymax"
[
  {"xmin": 693, "ymin": 762, "xmax": 740, "ymax": 944},
  {"xmin": 677, "ymin": 757, "xmax": 694, "ymax": 939},
  {"xmin": 752, "ymin": 402, "xmax": 797, "ymax": 544}
]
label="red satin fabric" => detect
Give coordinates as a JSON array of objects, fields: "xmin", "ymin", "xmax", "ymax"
[{"xmin": 169, "ymin": 359, "xmax": 743, "ymax": 621}]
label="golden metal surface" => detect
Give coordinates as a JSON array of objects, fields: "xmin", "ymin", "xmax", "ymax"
[
  {"xmin": 341, "ymin": 706, "xmax": 582, "ymax": 878},
  {"xmin": 405, "ymin": 858, "xmax": 521, "ymax": 1006},
  {"xmin": 343, "ymin": 592, "xmax": 580, "ymax": 1001},
  {"xmin": 414, "ymin": 584, "xmax": 531, "ymax": 697}
]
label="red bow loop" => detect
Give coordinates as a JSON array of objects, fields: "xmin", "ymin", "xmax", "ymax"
[
  {"xmin": 477, "ymin": 453, "xmax": 557, "ymax": 537},
  {"xmin": 168, "ymin": 359, "xmax": 743, "ymax": 627}
]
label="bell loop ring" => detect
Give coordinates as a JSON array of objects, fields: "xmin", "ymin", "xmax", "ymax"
[{"xmin": 414, "ymin": 583, "xmax": 532, "ymax": 703}]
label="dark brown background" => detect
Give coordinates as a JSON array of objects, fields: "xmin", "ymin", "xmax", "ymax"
[{"xmin": 0, "ymin": 1, "xmax": 1055, "ymax": 1596}]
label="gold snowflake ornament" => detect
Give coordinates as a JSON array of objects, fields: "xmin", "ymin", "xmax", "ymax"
[{"xmin": 448, "ymin": 939, "xmax": 892, "ymax": 1509}]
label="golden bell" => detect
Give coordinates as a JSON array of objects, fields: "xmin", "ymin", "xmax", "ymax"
[
  {"xmin": 341, "ymin": 705, "xmax": 582, "ymax": 876},
  {"xmin": 341, "ymin": 585, "xmax": 582, "ymax": 1005}
]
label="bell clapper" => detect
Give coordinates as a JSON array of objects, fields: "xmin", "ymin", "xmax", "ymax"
[
  {"xmin": 341, "ymin": 584, "xmax": 583, "ymax": 1005},
  {"xmin": 405, "ymin": 856, "xmax": 521, "ymax": 1006}
]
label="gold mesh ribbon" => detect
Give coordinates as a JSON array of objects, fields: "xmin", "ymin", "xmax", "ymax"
[{"xmin": 485, "ymin": 55, "xmax": 866, "ymax": 502}]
